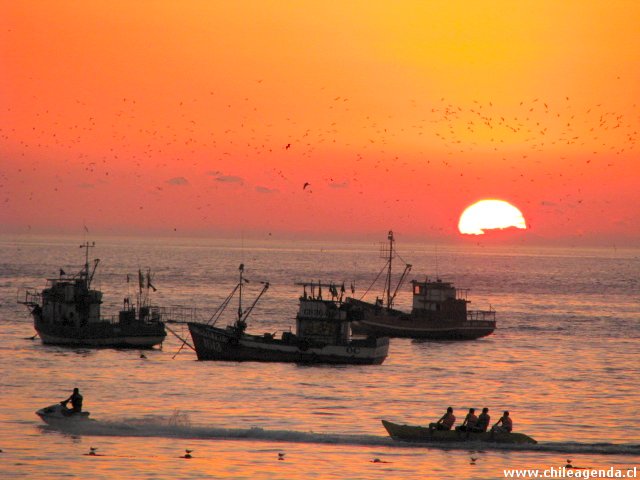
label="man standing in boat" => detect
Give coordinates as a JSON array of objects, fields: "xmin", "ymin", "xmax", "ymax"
[
  {"xmin": 61, "ymin": 387, "xmax": 83, "ymax": 415},
  {"xmin": 429, "ymin": 407, "xmax": 456, "ymax": 431}
]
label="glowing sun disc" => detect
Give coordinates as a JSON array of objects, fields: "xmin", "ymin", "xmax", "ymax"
[{"xmin": 458, "ymin": 199, "xmax": 527, "ymax": 235}]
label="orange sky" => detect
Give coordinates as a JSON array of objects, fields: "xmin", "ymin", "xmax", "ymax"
[{"xmin": 2, "ymin": 1, "xmax": 639, "ymax": 245}]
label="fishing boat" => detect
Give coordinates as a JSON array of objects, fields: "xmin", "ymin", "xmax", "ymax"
[
  {"xmin": 348, "ymin": 231, "xmax": 496, "ymax": 340},
  {"xmin": 180, "ymin": 264, "xmax": 389, "ymax": 364},
  {"xmin": 381, "ymin": 420, "xmax": 537, "ymax": 444},
  {"xmin": 18, "ymin": 242, "xmax": 166, "ymax": 348}
]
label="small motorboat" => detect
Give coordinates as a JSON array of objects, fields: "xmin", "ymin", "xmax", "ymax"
[
  {"xmin": 36, "ymin": 403, "xmax": 91, "ymax": 425},
  {"xmin": 382, "ymin": 419, "xmax": 537, "ymax": 444}
]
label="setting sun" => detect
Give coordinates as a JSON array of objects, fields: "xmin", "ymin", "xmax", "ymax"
[{"xmin": 458, "ymin": 199, "xmax": 527, "ymax": 235}]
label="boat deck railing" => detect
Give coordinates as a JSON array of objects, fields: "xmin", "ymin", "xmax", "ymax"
[
  {"xmin": 155, "ymin": 305, "xmax": 202, "ymax": 324},
  {"xmin": 467, "ymin": 310, "xmax": 496, "ymax": 322},
  {"xmin": 102, "ymin": 306, "xmax": 165, "ymax": 324},
  {"xmin": 17, "ymin": 288, "xmax": 41, "ymax": 306}
]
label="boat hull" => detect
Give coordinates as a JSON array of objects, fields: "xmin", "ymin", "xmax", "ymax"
[
  {"xmin": 351, "ymin": 318, "xmax": 495, "ymax": 340},
  {"xmin": 36, "ymin": 404, "xmax": 92, "ymax": 426},
  {"xmin": 188, "ymin": 322, "xmax": 389, "ymax": 365},
  {"xmin": 381, "ymin": 420, "xmax": 537, "ymax": 444},
  {"xmin": 34, "ymin": 317, "xmax": 166, "ymax": 348}
]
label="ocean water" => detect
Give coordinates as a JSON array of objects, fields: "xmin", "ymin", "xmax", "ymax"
[{"xmin": 0, "ymin": 235, "xmax": 638, "ymax": 479}]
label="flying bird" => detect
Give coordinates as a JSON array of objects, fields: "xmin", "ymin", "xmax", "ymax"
[{"xmin": 303, "ymin": 182, "xmax": 310, "ymax": 190}]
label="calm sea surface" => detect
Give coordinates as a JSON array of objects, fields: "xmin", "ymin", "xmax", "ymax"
[{"xmin": 0, "ymin": 235, "xmax": 638, "ymax": 479}]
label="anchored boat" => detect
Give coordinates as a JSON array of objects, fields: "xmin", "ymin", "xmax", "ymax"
[
  {"xmin": 18, "ymin": 242, "xmax": 166, "ymax": 348},
  {"xmin": 348, "ymin": 231, "xmax": 496, "ymax": 340},
  {"xmin": 179, "ymin": 265, "xmax": 389, "ymax": 364},
  {"xmin": 382, "ymin": 419, "xmax": 537, "ymax": 444}
]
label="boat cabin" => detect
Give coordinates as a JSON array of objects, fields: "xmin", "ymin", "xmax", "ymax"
[
  {"xmin": 296, "ymin": 282, "xmax": 351, "ymax": 345},
  {"xmin": 39, "ymin": 276, "xmax": 103, "ymax": 326},
  {"xmin": 410, "ymin": 279, "xmax": 469, "ymax": 315}
]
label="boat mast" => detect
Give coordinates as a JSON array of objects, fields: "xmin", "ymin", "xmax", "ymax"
[
  {"xmin": 238, "ymin": 263, "xmax": 244, "ymax": 322},
  {"xmin": 79, "ymin": 241, "xmax": 96, "ymax": 288},
  {"xmin": 378, "ymin": 230, "xmax": 411, "ymax": 309},
  {"xmin": 385, "ymin": 230, "xmax": 394, "ymax": 309}
]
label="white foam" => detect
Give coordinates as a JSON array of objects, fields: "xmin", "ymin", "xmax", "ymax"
[{"xmin": 40, "ymin": 418, "xmax": 640, "ymax": 456}]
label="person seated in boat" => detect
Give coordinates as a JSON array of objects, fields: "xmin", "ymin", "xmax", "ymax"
[
  {"xmin": 491, "ymin": 411, "xmax": 512, "ymax": 434},
  {"xmin": 473, "ymin": 407, "xmax": 491, "ymax": 432},
  {"xmin": 61, "ymin": 387, "xmax": 83, "ymax": 414},
  {"xmin": 455, "ymin": 408, "xmax": 478, "ymax": 432},
  {"xmin": 429, "ymin": 407, "xmax": 455, "ymax": 431}
]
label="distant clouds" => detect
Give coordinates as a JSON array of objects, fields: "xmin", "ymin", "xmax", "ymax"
[
  {"xmin": 329, "ymin": 180, "xmax": 349, "ymax": 189},
  {"xmin": 166, "ymin": 177, "xmax": 189, "ymax": 186},
  {"xmin": 210, "ymin": 174, "xmax": 244, "ymax": 184},
  {"xmin": 255, "ymin": 186, "xmax": 278, "ymax": 194}
]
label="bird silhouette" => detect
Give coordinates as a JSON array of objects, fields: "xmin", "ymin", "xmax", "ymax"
[
  {"xmin": 183, "ymin": 449, "xmax": 193, "ymax": 459},
  {"xmin": 302, "ymin": 182, "xmax": 310, "ymax": 190},
  {"xmin": 278, "ymin": 452, "xmax": 285, "ymax": 460}
]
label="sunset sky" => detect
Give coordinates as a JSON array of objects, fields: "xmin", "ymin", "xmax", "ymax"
[{"xmin": 2, "ymin": 1, "xmax": 639, "ymax": 245}]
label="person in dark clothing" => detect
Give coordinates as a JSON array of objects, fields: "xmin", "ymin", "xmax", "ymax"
[
  {"xmin": 474, "ymin": 407, "xmax": 491, "ymax": 432},
  {"xmin": 455, "ymin": 408, "xmax": 478, "ymax": 432},
  {"xmin": 61, "ymin": 388, "xmax": 83, "ymax": 414}
]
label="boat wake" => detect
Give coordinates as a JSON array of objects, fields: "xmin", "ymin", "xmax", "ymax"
[{"xmin": 38, "ymin": 416, "xmax": 640, "ymax": 456}]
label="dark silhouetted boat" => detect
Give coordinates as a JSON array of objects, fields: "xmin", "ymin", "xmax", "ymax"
[
  {"xmin": 18, "ymin": 242, "xmax": 166, "ymax": 348},
  {"xmin": 36, "ymin": 403, "xmax": 92, "ymax": 425},
  {"xmin": 348, "ymin": 231, "xmax": 496, "ymax": 340},
  {"xmin": 381, "ymin": 419, "xmax": 537, "ymax": 444},
  {"xmin": 181, "ymin": 265, "xmax": 389, "ymax": 364}
]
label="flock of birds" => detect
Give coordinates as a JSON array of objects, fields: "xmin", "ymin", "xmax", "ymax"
[{"xmin": 2, "ymin": 89, "xmax": 638, "ymax": 235}]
